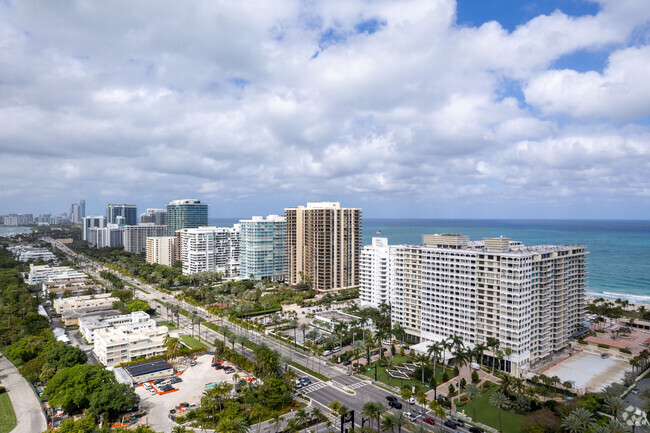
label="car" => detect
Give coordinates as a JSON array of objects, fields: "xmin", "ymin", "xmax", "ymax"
[
  {"xmin": 333, "ymin": 346, "xmax": 341, "ymax": 353},
  {"xmin": 225, "ymin": 369, "xmax": 236, "ymax": 374},
  {"xmin": 215, "ymin": 364, "xmax": 224, "ymax": 370},
  {"xmin": 300, "ymin": 378, "xmax": 312, "ymax": 385},
  {"xmin": 423, "ymin": 418, "xmax": 435, "ymax": 426},
  {"xmin": 470, "ymin": 362, "xmax": 480, "ymax": 370},
  {"xmin": 413, "ymin": 407, "xmax": 425, "ymax": 415},
  {"xmin": 601, "ymin": 353, "xmax": 609, "ymax": 359},
  {"xmin": 143, "ymin": 383, "xmax": 152, "ymax": 390},
  {"xmin": 388, "ymin": 401, "xmax": 402, "ymax": 409},
  {"xmin": 169, "ymin": 377, "xmax": 182, "ymax": 384},
  {"xmin": 179, "ymin": 402, "xmax": 190, "ymax": 408},
  {"xmin": 190, "ymin": 361, "xmax": 197, "ymax": 367},
  {"xmin": 211, "ymin": 362, "xmax": 219, "ymax": 367},
  {"xmin": 632, "ymin": 388, "xmax": 640, "ymax": 394},
  {"xmin": 323, "ymin": 350, "xmax": 332, "ymax": 356},
  {"xmin": 148, "ymin": 389, "xmax": 156, "ymax": 395},
  {"xmin": 386, "ymin": 396, "xmax": 397, "ymax": 402},
  {"xmin": 153, "ymin": 379, "xmax": 165, "ymax": 385},
  {"xmin": 382, "ymin": 340, "xmax": 392, "ymax": 345},
  {"xmin": 443, "ymin": 420, "xmax": 459, "ymax": 429},
  {"xmin": 343, "ymin": 360, "xmax": 352, "ymax": 366},
  {"xmin": 408, "ymin": 397, "xmax": 416, "ymax": 405},
  {"xmin": 449, "ymin": 417, "xmax": 464, "ymax": 427},
  {"xmin": 405, "ymin": 412, "xmax": 417, "ymax": 420},
  {"xmin": 295, "ymin": 382, "xmax": 303, "ymax": 389},
  {"xmin": 469, "ymin": 427, "xmax": 484, "ymax": 433}
]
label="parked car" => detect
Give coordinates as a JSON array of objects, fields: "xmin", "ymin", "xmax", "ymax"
[
  {"xmin": 632, "ymin": 388, "xmax": 640, "ymax": 394},
  {"xmin": 332, "ymin": 346, "xmax": 341, "ymax": 353},
  {"xmin": 413, "ymin": 407, "xmax": 425, "ymax": 415},
  {"xmin": 169, "ymin": 377, "xmax": 182, "ymax": 384},
  {"xmin": 143, "ymin": 383, "xmax": 152, "ymax": 390},
  {"xmin": 408, "ymin": 397, "xmax": 416, "ymax": 405},
  {"xmin": 215, "ymin": 364, "xmax": 224, "ymax": 370},
  {"xmin": 323, "ymin": 350, "xmax": 332, "ymax": 356},
  {"xmin": 385, "ymin": 396, "xmax": 397, "ymax": 402},
  {"xmin": 211, "ymin": 362, "xmax": 219, "ymax": 367},
  {"xmin": 382, "ymin": 340, "xmax": 392, "ymax": 345},
  {"xmin": 179, "ymin": 402, "xmax": 189, "ymax": 408},
  {"xmin": 190, "ymin": 361, "xmax": 197, "ymax": 367},
  {"xmin": 295, "ymin": 382, "xmax": 303, "ymax": 389},
  {"xmin": 405, "ymin": 412, "xmax": 418, "ymax": 420},
  {"xmin": 343, "ymin": 360, "xmax": 352, "ymax": 366},
  {"xmin": 148, "ymin": 389, "xmax": 156, "ymax": 395},
  {"xmin": 449, "ymin": 417, "xmax": 464, "ymax": 426},
  {"xmin": 300, "ymin": 378, "xmax": 311, "ymax": 385},
  {"xmin": 423, "ymin": 417, "xmax": 435, "ymax": 426},
  {"xmin": 388, "ymin": 401, "xmax": 402, "ymax": 409},
  {"xmin": 469, "ymin": 427, "xmax": 484, "ymax": 433}
]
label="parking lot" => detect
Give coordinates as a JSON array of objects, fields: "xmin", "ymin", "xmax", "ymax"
[{"xmin": 134, "ymin": 354, "xmax": 248, "ymax": 432}]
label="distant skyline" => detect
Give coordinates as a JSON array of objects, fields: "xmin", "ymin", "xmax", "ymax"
[{"xmin": 1, "ymin": 1, "xmax": 649, "ymax": 219}]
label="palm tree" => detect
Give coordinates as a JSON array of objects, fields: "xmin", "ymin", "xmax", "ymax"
[
  {"xmin": 270, "ymin": 411, "xmax": 284, "ymax": 433},
  {"xmin": 489, "ymin": 391, "xmax": 509, "ymax": 433},
  {"xmin": 415, "ymin": 353, "xmax": 430, "ymax": 385},
  {"xmin": 249, "ymin": 403, "xmax": 265, "ymax": 433},
  {"xmin": 401, "ymin": 386, "xmax": 413, "ymax": 412},
  {"xmin": 427, "ymin": 341, "xmax": 442, "ymax": 379},
  {"xmin": 310, "ymin": 407, "xmax": 323, "ymax": 433},
  {"xmin": 415, "ymin": 389, "xmax": 428, "ymax": 423},
  {"xmin": 486, "ymin": 337, "xmax": 500, "ymax": 375},
  {"xmin": 392, "ymin": 412, "xmax": 409, "ymax": 433},
  {"xmin": 465, "ymin": 383, "xmax": 480, "ymax": 421},
  {"xmin": 289, "ymin": 318, "xmax": 298, "ymax": 349},
  {"xmin": 473, "ymin": 343, "xmax": 487, "ymax": 366},
  {"xmin": 172, "ymin": 426, "xmax": 188, "ymax": 433},
  {"xmin": 441, "ymin": 338, "xmax": 453, "ymax": 368},
  {"xmin": 381, "ymin": 413, "xmax": 396, "ymax": 433},
  {"xmin": 353, "ymin": 340, "xmax": 366, "ymax": 365},
  {"xmin": 412, "ymin": 425, "xmax": 427, "ymax": 433},
  {"xmin": 571, "ymin": 407, "xmax": 595, "ymax": 431},
  {"xmin": 428, "ymin": 399, "xmax": 446, "ymax": 422},
  {"xmin": 217, "ymin": 416, "xmax": 251, "ymax": 433},
  {"xmin": 202, "ymin": 388, "xmax": 220, "ymax": 429},
  {"xmin": 196, "ymin": 315, "xmax": 205, "ymax": 340},
  {"xmin": 362, "ymin": 401, "xmax": 379, "ymax": 431},
  {"xmin": 163, "ymin": 335, "xmax": 182, "ymax": 363},
  {"xmin": 604, "ymin": 395, "xmax": 624, "ymax": 419},
  {"xmin": 296, "ymin": 408, "xmax": 309, "ymax": 432},
  {"xmin": 561, "ymin": 414, "xmax": 582, "ymax": 433},
  {"xmin": 300, "ymin": 323, "xmax": 309, "ymax": 342}
]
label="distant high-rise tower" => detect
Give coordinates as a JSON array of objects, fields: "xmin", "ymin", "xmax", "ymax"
[
  {"xmin": 285, "ymin": 202, "xmax": 361, "ymax": 291},
  {"xmin": 140, "ymin": 208, "xmax": 167, "ymax": 225},
  {"xmin": 70, "ymin": 203, "xmax": 81, "ymax": 224},
  {"xmin": 107, "ymin": 204, "xmax": 137, "ymax": 226},
  {"xmin": 79, "ymin": 199, "xmax": 86, "ymax": 219},
  {"xmin": 166, "ymin": 199, "xmax": 208, "ymax": 236}
]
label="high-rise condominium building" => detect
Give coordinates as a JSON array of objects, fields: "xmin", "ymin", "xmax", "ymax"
[
  {"xmin": 239, "ymin": 215, "xmax": 287, "ymax": 281},
  {"xmin": 359, "ymin": 237, "xmax": 393, "ymax": 307},
  {"xmin": 107, "ymin": 204, "xmax": 137, "ymax": 226},
  {"xmin": 82, "ymin": 216, "xmax": 106, "ymax": 241},
  {"xmin": 146, "ymin": 236, "xmax": 177, "ymax": 267},
  {"xmin": 70, "ymin": 203, "xmax": 81, "ymax": 224},
  {"xmin": 285, "ymin": 202, "xmax": 361, "ymax": 291},
  {"xmin": 179, "ymin": 226, "xmax": 240, "ymax": 276},
  {"xmin": 86, "ymin": 224, "xmax": 123, "ymax": 248},
  {"xmin": 123, "ymin": 224, "xmax": 168, "ymax": 254},
  {"xmin": 370, "ymin": 234, "xmax": 587, "ymax": 376},
  {"xmin": 166, "ymin": 199, "xmax": 208, "ymax": 236},
  {"xmin": 140, "ymin": 208, "xmax": 167, "ymax": 225}
]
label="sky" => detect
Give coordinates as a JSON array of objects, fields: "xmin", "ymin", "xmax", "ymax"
[{"xmin": 1, "ymin": 0, "xmax": 650, "ymax": 219}]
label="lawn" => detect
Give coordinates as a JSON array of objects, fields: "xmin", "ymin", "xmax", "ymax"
[
  {"xmin": 0, "ymin": 392, "xmax": 17, "ymax": 433},
  {"xmin": 363, "ymin": 355, "xmax": 454, "ymax": 390},
  {"xmin": 463, "ymin": 386, "xmax": 525, "ymax": 433},
  {"xmin": 159, "ymin": 321, "xmax": 178, "ymax": 330},
  {"xmin": 180, "ymin": 335, "xmax": 207, "ymax": 350}
]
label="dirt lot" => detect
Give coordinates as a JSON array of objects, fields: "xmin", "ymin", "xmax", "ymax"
[{"xmin": 134, "ymin": 354, "xmax": 249, "ymax": 432}]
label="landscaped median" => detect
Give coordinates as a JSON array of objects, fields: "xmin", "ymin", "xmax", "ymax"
[
  {"xmin": 0, "ymin": 387, "xmax": 17, "ymax": 433},
  {"xmin": 180, "ymin": 335, "xmax": 208, "ymax": 350}
]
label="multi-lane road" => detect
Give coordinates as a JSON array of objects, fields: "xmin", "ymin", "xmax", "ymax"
[{"xmin": 46, "ymin": 238, "xmax": 485, "ymax": 433}]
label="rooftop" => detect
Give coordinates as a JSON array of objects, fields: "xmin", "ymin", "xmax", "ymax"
[{"xmin": 124, "ymin": 359, "xmax": 173, "ymax": 377}]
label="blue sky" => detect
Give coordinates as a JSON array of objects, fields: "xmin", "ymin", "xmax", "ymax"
[{"xmin": 0, "ymin": 0, "xmax": 649, "ymax": 219}]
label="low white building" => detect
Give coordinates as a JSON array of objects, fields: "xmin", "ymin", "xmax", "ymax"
[
  {"xmin": 93, "ymin": 325, "xmax": 170, "ymax": 367},
  {"xmin": 79, "ymin": 311, "xmax": 155, "ymax": 343},
  {"xmin": 53, "ymin": 293, "xmax": 118, "ymax": 315},
  {"xmin": 9, "ymin": 245, "xmax": 58, "ymax": 263},
  {"xmin": 28, "ymin": 264, "xmax": 88, "ymax": 285}
]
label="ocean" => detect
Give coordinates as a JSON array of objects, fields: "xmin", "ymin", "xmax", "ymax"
[
  {"xmin": 212, "ymin": 218, "xmax": 650, "ymax": 304},
  {"xmin": 0, "ymin": 226, "xmax": 32, "ymax": 237}
]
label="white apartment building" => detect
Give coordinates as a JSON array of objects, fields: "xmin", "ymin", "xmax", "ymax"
[
  {"xmin": 359, "ymin": 237, "xmax": 393, "ymax": 308},
  {"xmin": 79, "ymin": 311, "xmax": 155, "ymax": 343},
  {"xmin": 28, "ymin": 264, "xmax": 88, "ymax": 285},
  {"xmin": 53, "ymin": 293, "xmax": 119, "ymax": 315},
  {"xmin": 239, "ymin": 215, "xmax": 287, "ymax": 281},
  {"xmin": 123, "ymin": 224, "xmax": 167, "ymax": 254},
  {"xmin": 86, "ymin": 223, "xmax": 124, "ymax": 248},
  {"xmin": 9, "ymin": 245, "xmax": 57, "ymax": 263},
  {"xmin": 365, "ymin": 234, "xmax": 586, "ymax": 376},
  {"xmin": 82, "ymin": 216, "xmax": 106, "ymax": 241},
  {"xmin": 179, "ymin": 225, "xmax": 240, "ymax": 276},
  {"xmin": 146, "ymin": 236, "xmax": 177, "ymax": 267},
  {"xmin": 93, "ymin": 325, "xmax": 169, "ymax": 367}
]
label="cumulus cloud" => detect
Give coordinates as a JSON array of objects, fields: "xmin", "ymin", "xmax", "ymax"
[{"xmin": 0, "ymin": 0, "xmax": 649, "ymax": 217}]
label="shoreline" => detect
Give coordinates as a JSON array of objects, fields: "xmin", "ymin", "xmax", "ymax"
[{"xmin": 586, "ymin": 294, "xmax": 650, "ymax": 310}]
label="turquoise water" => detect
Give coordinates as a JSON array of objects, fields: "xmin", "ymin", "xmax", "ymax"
[
  {"xmin": 0, "ymin": 226, "xmax": 32, "ymax": 237},
  {"xmin": 213, "ymin": 218, "xmax": 650, "ymax": 304}
]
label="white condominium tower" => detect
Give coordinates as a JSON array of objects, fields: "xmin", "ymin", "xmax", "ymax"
[
  {"xmin": 359, "ymin": 237, "xmax": 393, "ymax": 307},
  {"xmin": 285, "ymin": 202, "xmax": 361, "ymax": 291},
  {"xmin": 179, "ymin": 226, "xmax": 240, "ymax": 276},
  {"xmin": 365, "ymin": 234, "xmax": 587, "ymax": 376},
  {"xmin": 239, "ymin": 215, "xmax": 287, "ymax": 281}
]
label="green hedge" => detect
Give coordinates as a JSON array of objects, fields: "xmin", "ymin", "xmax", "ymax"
[
  {"xmin": 598, "ymin": 343, "xmax": 610, "ymax": 349},
  {"xmin": 577, "ymin": 340, "xmax": 588, "ymax": 345},
  {"xmin": 289, "ymin": 361, "xmax": 329, "ymax": 382},
  {"xmin": 619, "ymin": 348, "xmax": 632, "ymax": 354}
]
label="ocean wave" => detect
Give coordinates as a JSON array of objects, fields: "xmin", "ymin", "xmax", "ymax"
[{"xmin": 587, "ymin": 290, "xmax": 650, "ymax": 305}]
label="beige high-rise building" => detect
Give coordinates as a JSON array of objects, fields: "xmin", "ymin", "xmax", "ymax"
[
  {"xmin": 285, "ymin": 202, "xmax": 361, "ymax": 291},
  {"xmin": 146, "ymin": 236, "xmax": 177, "ymax": 267}
]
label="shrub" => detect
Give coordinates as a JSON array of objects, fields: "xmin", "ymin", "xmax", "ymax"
[
  {"xmin": 619, "ymin": 348, "xmax": 632, "ymax": 354},
  {"xmin": 453, "ymin": 365, "xmax": 459, "ymax": 377},
  {"xmin": 577, "ymin": 340, "xmax": 588, "ymax": 345},
  {"xmin": 0, "ymin": 386, "xmax": 6, "ymax": 394},
  {"xmin": 460, "ymin": 378, "xmax": 467, "ymax": 389},
  {"xmin": 598, "ymin": 343, "xmax": 610, "ymax": 349},
  {"xmin": 471, "ymin": 370, "xmax": 479, "ymax": 382},
  {"xmin": 442, "ymin": 371, "xmax": 450, "ymax": 382}
]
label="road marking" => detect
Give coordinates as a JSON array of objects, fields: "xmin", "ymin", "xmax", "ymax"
[
  {"xmin": 300, "ymin": 382, "xmax": 328, "ymax": 394},
  {"xmin": 348, "ymin": 382, "xmax": 367, "ymax": 390}
]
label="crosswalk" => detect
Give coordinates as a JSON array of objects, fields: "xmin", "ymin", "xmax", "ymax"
[
  {"xmin": 348, "ymin": 381, "xmax": 367, "ymax": 390},
  {"xmin": 300, "ymin": 382, "xmax": 328, "ymax": 394}
]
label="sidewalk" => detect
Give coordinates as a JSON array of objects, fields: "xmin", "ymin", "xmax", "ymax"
[{"xmin": 0, "ymin": 355, "xmax": 47, "ymax": 433}]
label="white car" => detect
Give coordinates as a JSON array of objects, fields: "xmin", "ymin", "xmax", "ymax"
[
  {"xmin": 470, "ymin": 363, "xmax": 480, "ymax": 370},
  {"xmin": 409, "ymin": 397, "xmax": 416, "ymax": 404},
  {"xmin": 323, "ymin": 350, "xmax": 332, "ymax": 356},
  {"xmin": 333, "ymin": 346, "xmax": 341, "ymax": 353},
  {"xmin": 383, "ymin": 340, "xmax": 392, "ymax": 345}
]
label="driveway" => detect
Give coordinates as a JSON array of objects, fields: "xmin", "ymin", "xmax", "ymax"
[
  {"xmin": 0, "ymin": 355, "xmax": 47, "ymax": 433},
  {"xmin": 624, "ymin": 377, "xmax": 650, "ymax": 408}
]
